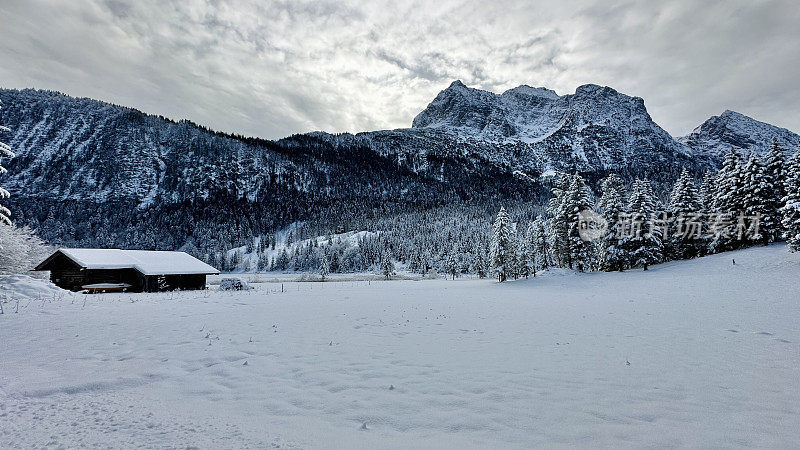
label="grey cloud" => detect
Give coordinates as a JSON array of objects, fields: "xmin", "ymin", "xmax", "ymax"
[{"xmin": 0, "ymin": 0, "xmax": 798, "ymax": 139}]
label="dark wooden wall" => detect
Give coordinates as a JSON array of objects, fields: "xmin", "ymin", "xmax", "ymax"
[
  {"xmin": 143, "ymin": 274, "xmax": 207, "ymax": 292},
  {"xmin": 82, "ymin": 268, "xmax": 145, "ymax": 292},
  {"xmin": 43, "ymin": 253, "xmax": 85, "ymax": 291}
]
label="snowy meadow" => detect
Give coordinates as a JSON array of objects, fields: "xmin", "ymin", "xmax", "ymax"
[{"xmin": 1, "ymin": 245, "xmax": 799, "ymax": 448}]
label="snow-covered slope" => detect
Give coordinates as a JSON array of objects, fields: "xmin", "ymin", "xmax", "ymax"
[
  {"xmin": 1, "ymin": 245, "xmax": 798, "ymax": 447},
  {"xmin": 679, "ymin": 110, "xmax": 800, "ymax": 159},
  {"xmin": 0, "ymin": 83, "xmax": 715, "ymax": 209},
  {"xmin": 226, "ymin": 227, "xmax": 377, "ymax": 273},
  {"xmin": 0, "ymin": 274, "xmax": 73, "ymax": 302},
  {"xmin": 0, "ymin": 90, "xmax": 321, "ymax": 203},
  {"xmin": 1, "ymin": 89, "xmax": 535, "ymax": 252}
]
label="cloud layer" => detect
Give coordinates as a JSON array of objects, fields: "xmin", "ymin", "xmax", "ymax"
[{"xmin": 1, "ymin": 0, "xmax": 798, "ymax": 139}]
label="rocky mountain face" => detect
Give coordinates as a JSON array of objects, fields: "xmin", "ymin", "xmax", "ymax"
[
  {"xmin": 678, "ymin": 109, "xmax": 800, "ymax": 159},
  {"xmin": 409, "ymin": 80, "xmax": 708, "ymax": 177},
  {"xmin": 0, "ymin": 82, "xmax": 795, "ymax": 254}
]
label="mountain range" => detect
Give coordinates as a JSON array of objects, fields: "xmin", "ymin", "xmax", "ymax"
[{"xmin": 0, "ymin": 82, "xmax": 797, "ymax": 253}]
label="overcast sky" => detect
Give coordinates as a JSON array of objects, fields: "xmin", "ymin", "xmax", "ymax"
[{"xmin": 1, "ymin": 0, "xmax": 798, "ymax": 139}]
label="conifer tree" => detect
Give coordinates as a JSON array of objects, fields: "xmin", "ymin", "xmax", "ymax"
[
  {"xmin": 257, "ymin": 253, "xmax": 270, "ymax": 271},
  {"xmin": 210, "ymin": 252, "xmax": 222, "ymax": 271},
  {"xmin": 517, "ymin": 234, "xmax": 531, "ymax": 279},
  {"xmin": 526, "ymin": 221, "xmax": 538, "ymax": 278},
  {"xmin": 508, "ymin": 231, "xmax": 520, "ymax": 280},
  {"xmin": 276, "ymin": 249, "xmax": 290, "ymax": 271},
  {"xmin": 381, "ymin": 251, "xmax": 395, "ymax": 279},
  {"xmin": 491, "ymin": 207, "xmax": 514, "ymax": 282},
  {"xmin": 711, "ymin": 149, "xmax": 746, "ymax": 251},
  {"xmin": 621, "ymin": 179, "xmax": 663, "ymax": 270},
  {"xmin": 319, "ymin": 251, "xmax": 330, "ymax": 281},
  {"xmin": 564, "ymin": 175, "xmax": 595, "ymax": 271},
  {"xmin": 699, "ymin": 171, "xmax": 716, "ymax": 214},
  {"xmin": 781, "ymin": 151, "xmax": 800, "ymax": 251},
  {"xmin": 763, "ymin": 141, "xmax": 787, "ymax": 241},
  {"xmin": 0, "ymin": 100, "xmax": 14, "ymax": 226},
  {"xmin": 445, "ymin": 245, "xmax": 459, "ymax": 280},
  {"xmin": 231, "ymin": 250, "xmax": 242, "ymax": 271},
  {"xmin": 741, "ymin": 155, "xmax": 773, "ymax": 245},
  {"xmin": 598, "ymin": 174, "xmax": 628, "ymax": 271},
  {"xmin": 546, "ymin": 174, "xmax": 571, "ymax": 268},
  {"xmin": 668, "ymin": 169, "xmax": 704, "ymax": 259},
  {"xmin": 529, "ymin": 216, "xmax": 549, "ymax": 272},
  {"xmin": 474, "ymin": 244, "xmax": 488, "ymax": 278}
]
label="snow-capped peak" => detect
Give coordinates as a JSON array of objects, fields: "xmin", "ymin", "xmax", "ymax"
[
  {"xmin": 407, "ymin": 80, "xmax": 691, "ymax": 172},
  {"xmin": 411, "ymin": 81, "xmax": 654, "ymax": 140},
  {"xmin": 501, "ymin": 84, "xmax": 560, "ymax": 100},
  {"xmin": 679, "ymin": 110, "xmax": 800, "ymax": 159}
]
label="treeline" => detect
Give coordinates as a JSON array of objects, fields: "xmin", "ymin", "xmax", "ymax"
[
  {"xmin": 214, "ymin": 142, "xmax": 800, "ymax": 278},
  {"xmin": 213, "ymin": 203, "xmax": 539, "ymax": 276},
  {"xmin": 489, "ymin": 142, "xmax": 800, "ymax": 281}
]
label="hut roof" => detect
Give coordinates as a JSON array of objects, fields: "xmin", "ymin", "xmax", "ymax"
[{"xmin": 36, "ymin": 249, "xmax": 219, "ymax": 276}]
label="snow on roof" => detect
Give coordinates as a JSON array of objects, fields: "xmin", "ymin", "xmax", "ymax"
[{"xmin": 55, "ymin": 249, "xmax": 219, "ymax": 276}]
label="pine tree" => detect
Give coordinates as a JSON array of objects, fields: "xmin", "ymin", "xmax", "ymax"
[
  {"xmin": 711, "ymin": 149, "xmax": 746, "ymax": 252},
  {"xmin": 381, "ymin": 251, "xmax": 395, "ymax": 279},
  {"xmin": 741, "ymin": 155, "xmax": 772, "ymax": 245},
  {"xmin": 0, "ymin": 100, "xmax": 14, "ymax": 226},
  {"xmin": 319, "ymin": 251, "xmax": 330, "ymax": 281},
  {"xmin": 668, "ymin": 169, "xmax": 704, "ymax": 259},
  {"xmin": 621, "ymin": 179, "xmax": 663, "ymax": 270},
  {"xmin": 598, "ymin": 174, "xmax": 628, "ymax": 271},
  {"xmin": 529, "ymin": 216, "xmax": 549, "ymax": 272},
  {"xmin": 491, "ymin": 207, "xmax": 515, "ymax": 282},
  {"xmin": 329, "ymin": 250, "xmax": 340, "ymax": 273},
  {"xmin": 699, "ymin": 171, "xmax": 716, "ymax": 214},
  {"xmin": 546, "ymin": 174, "xmax": 571, "ymax": 268},
  {"xmin": 510, "ymin": 226, "xmax": 522, "ymax": 280},
  {"xmin": 257, "ymin": 253, "xmax": 270, "ymax": 271},
  {"xmin": 276, "ymin": 249, "xmax": 289, "ymax": 271},
  {"xmin": 418, "ymin": 250, "xmax": 431, "ymax": 275},
  {"xmin": 474, "ymin": 245, "xmax": 488, "ymax": 278},
  {"xmin": 781, "ymin": 151, "xmax": 800, "ymax": 251},
  {"xmin": 763, "ymin": 141, "xmax": 787, "ymax": 241},
  {"xmin": 517, "ymin": 233, "xmax": 531, "ymax": 279},
  {"xmin": 526, "ymin": 221, "xmax": 538, "ymax": 278},
  {"xmin": 210, "ymin": 252, "xmax": 222, "ymax": 271},
  {"xmin": 445, "ymin": 245, "xmax": 459, "ymax": 280},
  {"xmin": 231, "ymin": 250, "xmax": 242, "ymax": 271},
  {"xmin": 564, "ymin": 175, "xmax": 595, "ymax": 271}
]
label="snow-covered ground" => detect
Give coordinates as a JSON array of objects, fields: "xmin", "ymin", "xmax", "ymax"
[
  {"xmin": 0, "ymin": 274, "xmax": 72, "ymax": 304},
  {"xmin": 1, "ymin": 245, "xmax": 799, "ymax": 448}
]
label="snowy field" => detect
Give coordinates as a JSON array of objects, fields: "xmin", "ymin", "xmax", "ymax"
[{"xmin": 1, "ymin": 245, "xmax": 799, "ymax": 448}]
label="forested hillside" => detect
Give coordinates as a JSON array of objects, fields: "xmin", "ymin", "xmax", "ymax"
[{"xmin": 1, "ymin": 82, "xmax": 794, "ymax": 272}]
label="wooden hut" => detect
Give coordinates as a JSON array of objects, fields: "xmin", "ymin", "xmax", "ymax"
[{"xmin": 35, "ymin": 249, "xmax": 219, "ymax": 292}]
